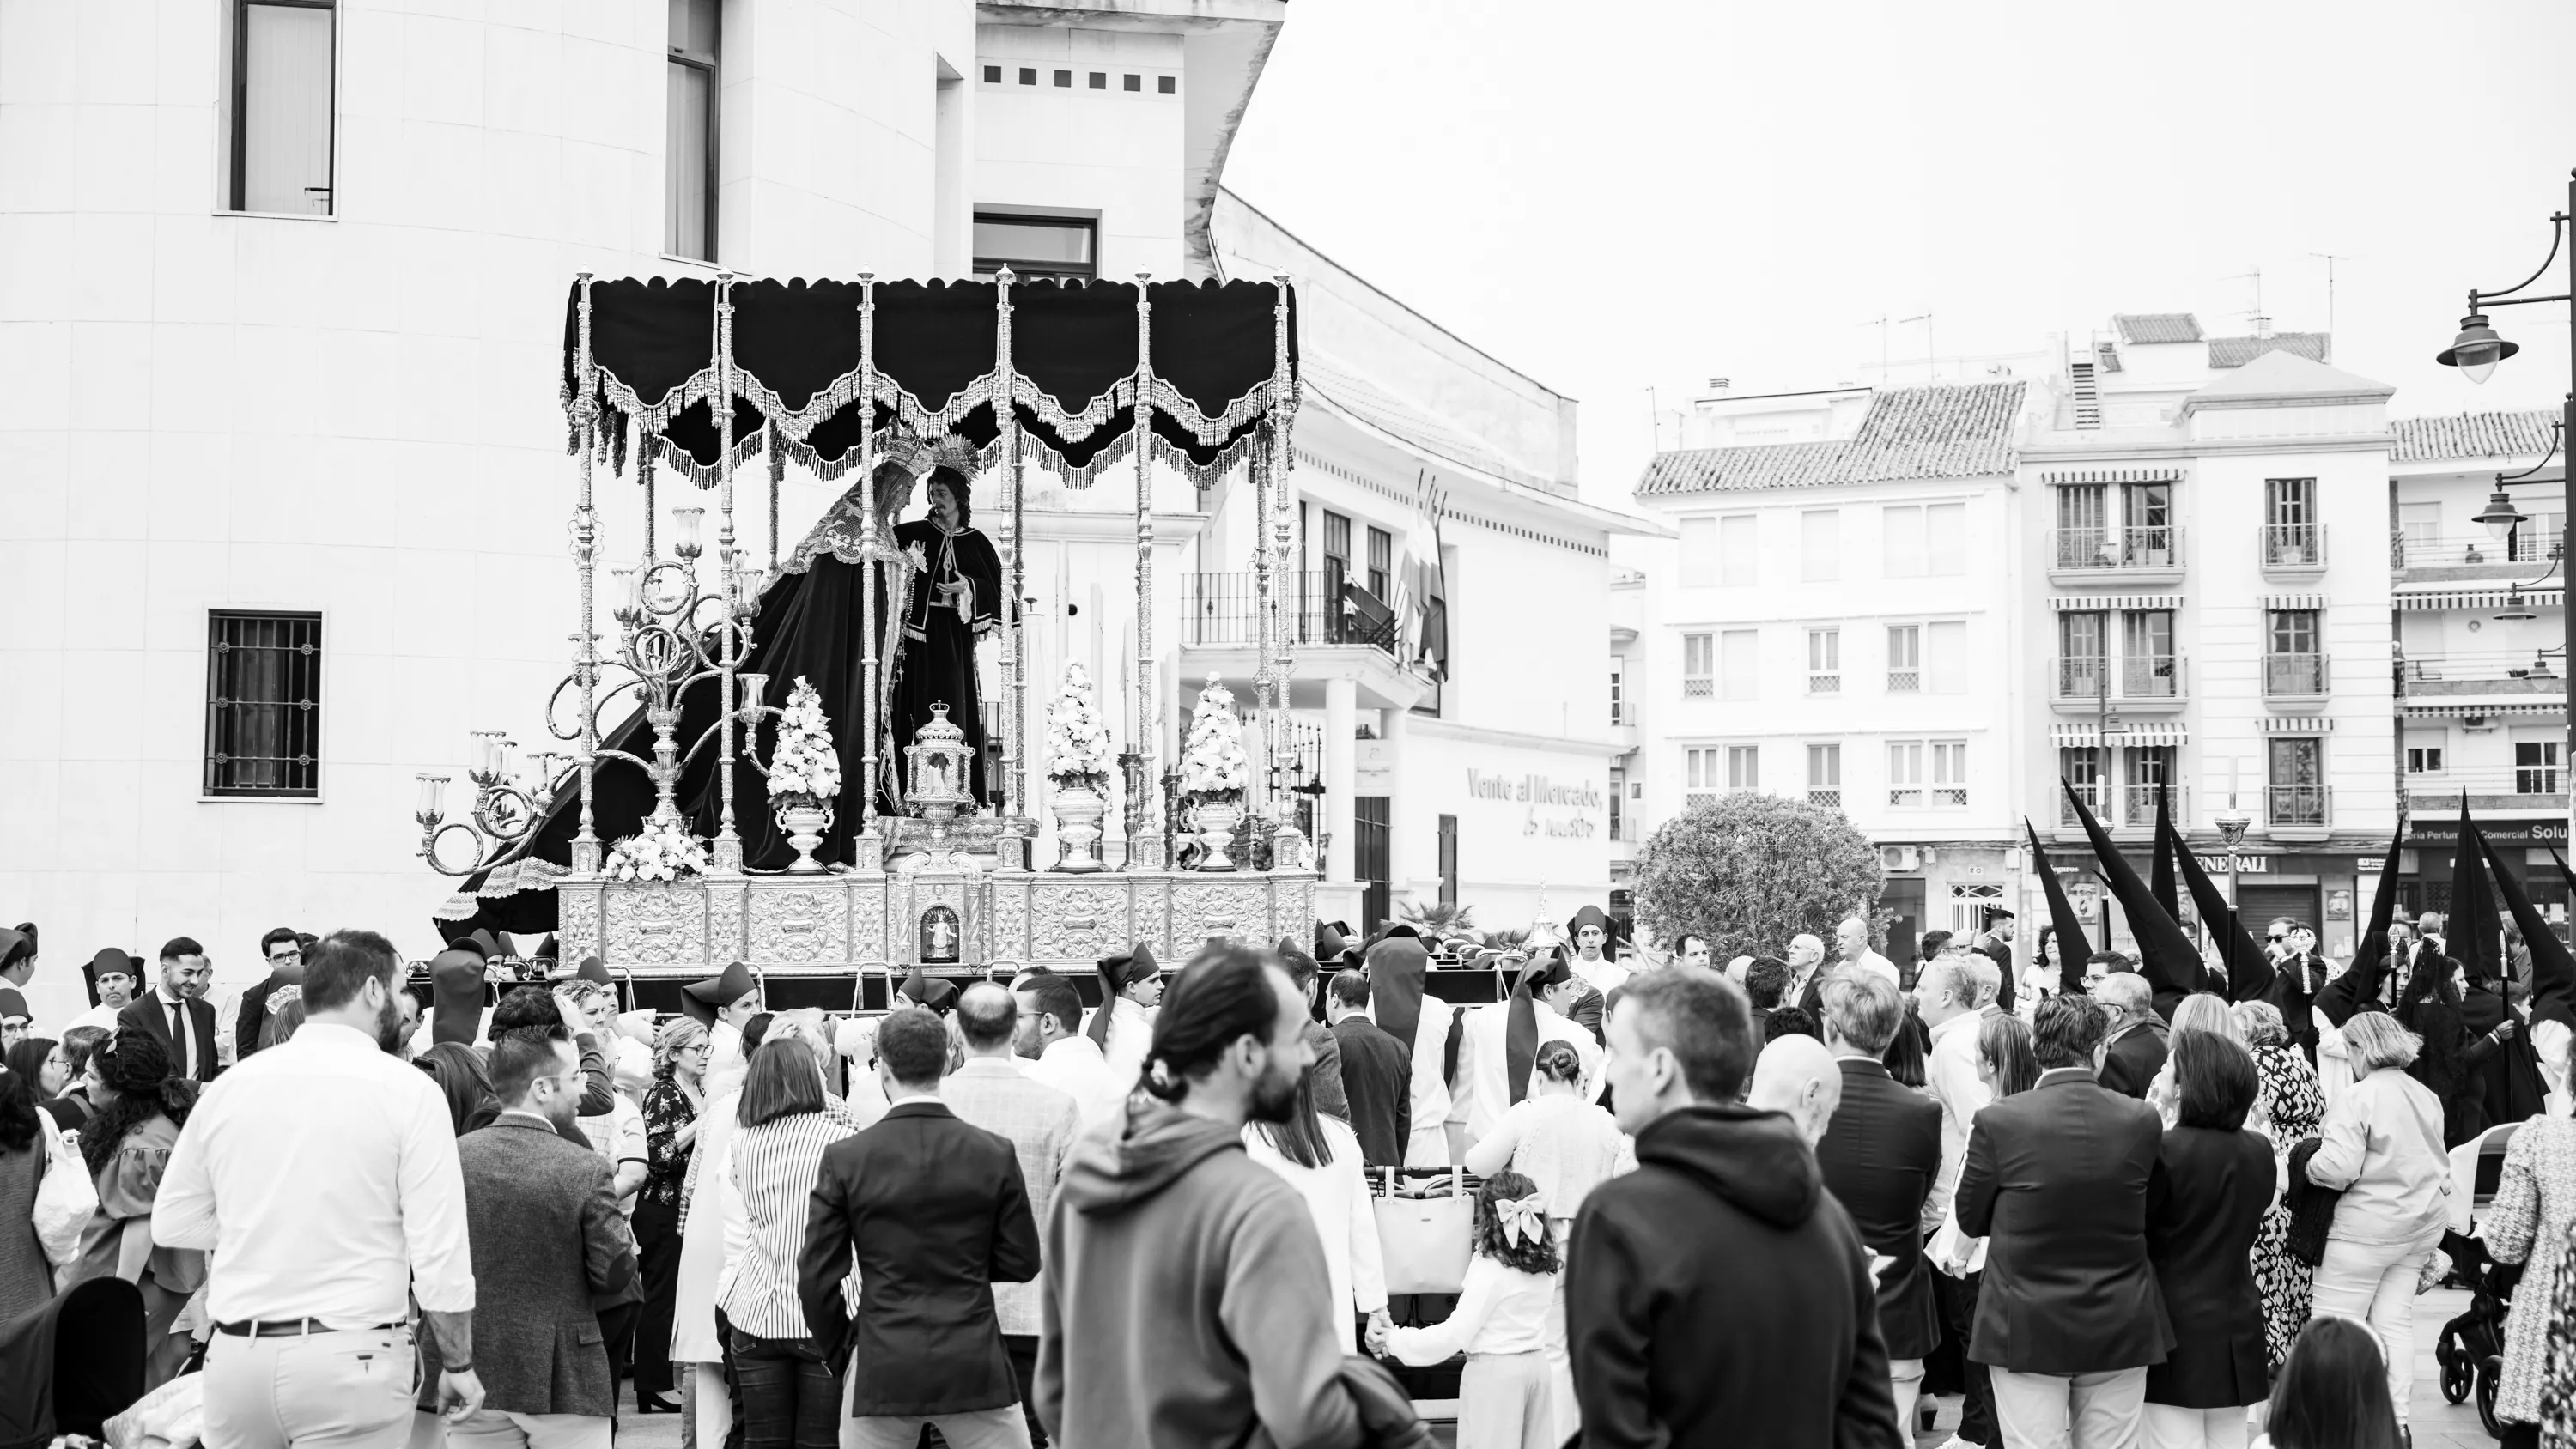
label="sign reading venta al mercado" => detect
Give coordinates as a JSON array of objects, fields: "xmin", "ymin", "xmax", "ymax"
[{"xmin": 1467, "ymin": 770, "xmax": 1607, "ymax": 839}]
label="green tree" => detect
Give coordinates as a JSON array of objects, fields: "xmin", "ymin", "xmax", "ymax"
[{"xmin": 1635, "ymin": 794, "xmax": 1884, "ymax": 961}]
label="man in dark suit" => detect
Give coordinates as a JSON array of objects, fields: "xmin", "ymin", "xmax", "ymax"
[
  {"xmin": 1813, "ymin": 974, "xmax": 1945, "ymax": 1433},
  {"xmin": 118, "ymin": 937, "xmax": 219, "ymax": 1082},
  {"xmin": 1973, "ymin": 906, "xmax": 2018, "ymax": 1016},
  {"xmin": 1275, "ymin": 941, "xmax": 1348, "ymax": 1122},
  {"xmin": 233, "ymin": 926, "xmax": 305, "ymax": 1062},
  {"xmin": 1956, "ymin": 994, "xmax": 2171, "ymax": 1449},
  {"xmin": 2093, "ymin": 971, "xmax": 2168, "ymax": 1100},
  {"xmin": 801, "ymin": 1007, "xmax": 1041, "ymax": 1449},
  {"xmin": 448, "ymin": 1020, "xmax": 636, "ymax": 1448},
  {"xmin": 1324, "ymin": 969, "xmax": 1411, "ymax": 1167}
]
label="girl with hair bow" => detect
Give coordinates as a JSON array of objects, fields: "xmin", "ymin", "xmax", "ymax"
[{"xmin": 1374, "ymin": 1168, "xmax": 1564, "ymax": 1449}]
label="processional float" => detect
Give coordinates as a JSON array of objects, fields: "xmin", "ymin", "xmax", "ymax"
[{"xmin": 416, "ymin": 270, "xmax": 1312, "ymax": 1005}]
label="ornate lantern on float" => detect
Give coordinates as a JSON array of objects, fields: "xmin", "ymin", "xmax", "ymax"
[{"xmin": 902, "ymin": 703, "xmax": 974, "ymax": 847}]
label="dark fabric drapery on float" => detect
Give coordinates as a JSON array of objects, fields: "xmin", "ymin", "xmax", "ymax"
[
  {"xmin": 562, "ymin": 276, "xmax": 1297, "ymax": 487},
  {"xmin": 439, "ymin": 275, "xmax": 1298, "ymax": 939}
]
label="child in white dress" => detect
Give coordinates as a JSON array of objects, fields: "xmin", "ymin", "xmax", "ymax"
[{"xmin": 1375, "ymin": 1169, "xmax": 1561, "ymax": 1449}]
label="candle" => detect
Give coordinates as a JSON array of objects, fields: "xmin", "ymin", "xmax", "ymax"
[
  {"xmin": 671, "ymin": 506, "xmax": 705, "ymax": 561},
  {"xmin": 415, "ymin": 774, "xmax": 447, "ymax": 823}
]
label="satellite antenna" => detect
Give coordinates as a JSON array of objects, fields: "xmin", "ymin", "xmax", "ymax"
[
  {"xmin": 2310, "ymin": 253, "xmax": 2355, "ymax": 343},
  {"xmin": 1899, "ymin": 312, "xmax": 1935, "ymax": 384},
  {"xmin": 2225, "ymin": 267, "xmax": 2269, "ymax": 337}
]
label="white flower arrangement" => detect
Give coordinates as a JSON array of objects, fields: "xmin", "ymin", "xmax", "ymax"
[
  {"xmin": 1044, "ymin": 662, "xmax": 1115, "ymax": 794},
  {"xmin": 1178, "ymin": 674, "xmax": 1249, "ymax": 803},
  {"xmin": 605, "ymin": 817, "xmax": 714, "ymax": 883},
  {"xmin": 766, "ymin": 676, "xmax": 841, "ymax": 808}
]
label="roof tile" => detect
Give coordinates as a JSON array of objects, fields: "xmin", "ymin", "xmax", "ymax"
[
  {"xmin": 2115, "ymin": 313, "xmax": 2203, "ymax": 344},
  {"xmin": 2390, "ymin": 409, "xmax": 2561, "ymax": 464},
  {"xmin": 1637, "ymin": 381, "xmax": 2025, "ymax": 496},
  {"xmin": 2208, "ymin": 332, "xmax": 2330, "ymax": 368}
]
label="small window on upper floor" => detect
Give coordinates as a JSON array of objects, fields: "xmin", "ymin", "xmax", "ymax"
[
  {"xmin": 983, "ymin": 64, "xmax": 1002, "ymax": 83},
  {"xmin": 1157, "ymin": 76, "xmax": 1177, "ymax": 94},
  {"xmin": 205, "ymin": 611, "xmax": 323, "ymax": 798},
  {"xmin": 973, "ymin": 214, "xmax": 1097, "ymax": 282},
  {"xmin": 666, "ymin": 0, "xmax": 720, "ymax": 261},
  {"xmin": 1123, "ymin": 73, "xmax": 1142, "ymax": 92},
  {"xmin": 228, "ymin": 0, "xmax": 337, "ymax": 216}
]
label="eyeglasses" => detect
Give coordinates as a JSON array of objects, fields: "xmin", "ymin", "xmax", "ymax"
[
  {"xmin": 2265, "ymin": 935, "xmax": 2285, "ymax": 943},
  {"xmin": 267, "ymin": 949, "xmax": 302, "ymax": 964}
]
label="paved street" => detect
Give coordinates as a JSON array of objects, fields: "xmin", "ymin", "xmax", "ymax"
[{"xmin": 604, "ymin": 1290, "xmax": 2492, "ymax": 1449}]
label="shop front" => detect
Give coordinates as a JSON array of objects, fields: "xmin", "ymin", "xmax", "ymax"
[
  {"xmin": 2397, "ymin": 815, "xmax": 2572, "ymax": 935},
  {"xmin": 2029, "ymin": 842, "xmax": 2379, "ymax": 964},
  {"xmin": 1356, "ymin": 721, "xmax": 1613, "ymax": 937}
]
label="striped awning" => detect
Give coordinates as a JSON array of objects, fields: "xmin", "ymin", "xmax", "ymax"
[
  {"xmin": 2050, "ymin": 593, "xmax": 2184, "ymax": 612},
  {"xmin": 2397, "ymin": 587, "xmax": 2564, "ymax": 611},
  {"xmin": 2403, "ymin": 700, "xmax": 2567, "ymax": 718},
  {"xmin": 2262, "ymin": 593, "xmax": 2329, "ymax": 610},
  {"xmin": 2256, "ymin": 717, "xmax": 2336, "ymax": 733},
  {"xmin": 2040, "ymin": 467, "xmax": 2185, "ymax": 485},
  {"xmin": 2050, "ymin": 722, "xmax": 2189, "ymax": 747}
]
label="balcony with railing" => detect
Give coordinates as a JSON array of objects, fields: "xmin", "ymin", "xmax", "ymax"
[
  {"xmin": 2398, "ymin": 651, "xmax": 2567, "ymax": 714},
  {"xmin": 2048, "ymin": 525, "xmax": 2186, "ymax": 584},
  {"xmin": 2393, "ymin": 528, "xmax": 2565, "ymax": 585},
  {"xmin": 2403, "ymin": 767, "xmax": 2569, "ymax": 816},
  {"xmin": 2056, "ymin": 782, "xmax": 2191, "ymax": 832},
  {"xmin": 2050, "ymin": 654, "xmax": 2188, "ymax": 712},
  {"xmin": 1185, "ymin": 571, "xmax": 1401, "ymax": 658},
  {"xmin": 2262, "ymin": 652, "xmax": 2330, "ymax": 701},
  {"xmin": 2259, "ymin": 523, "xmax": 2327, "ymax": 573},
  {"xmin": 2264, "ymin": 784, "xmax": 2331, "ymax": 829}
]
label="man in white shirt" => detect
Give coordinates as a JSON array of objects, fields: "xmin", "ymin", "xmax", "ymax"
[
  {"xmin": 1836, "ymin": 917, "xmax": 1901, "ymax": 988},
  {"xmin": 1012, "ymin": 971, "xmax": 1127, "ymax": 1132},
  {"xmin": 157, "ymin": 928, "xmax": 483, "ymax": 1448},
  {"xmin": 1918, "ymin": 953, "xmax": 2002, "ymax": 1449}
]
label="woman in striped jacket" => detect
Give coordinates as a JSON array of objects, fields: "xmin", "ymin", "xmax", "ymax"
[{"xmin": 717, "ymin": 1036, "xmax": 860, "ymax": 1449}]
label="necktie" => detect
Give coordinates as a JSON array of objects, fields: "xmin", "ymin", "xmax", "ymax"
[{"xmin": 169, "ymin": 1001, "xmax": 192, "ymax": 1077}]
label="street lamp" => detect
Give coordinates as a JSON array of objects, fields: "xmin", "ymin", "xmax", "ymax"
[
  {"xmin": 2434, "ymin": 168, "xmax": 2576, "ymax": 842},
  {"xmin": 2213, "ymin": 803, "xmax": 2253, "ymax": 909}
]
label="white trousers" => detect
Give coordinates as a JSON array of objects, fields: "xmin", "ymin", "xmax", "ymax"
[
  {"xmin": 2309, "ymin": 1236, "xmax": 2433, "ymax": 1422},
  {"xmin": 203, "ymin": 1326, "xmax": 416, "ymax": 1449},
  {"xmin": 1990, "ymin": 1366, "xmax": 2147, "ymax": 1449},
  {"xmin": 1891, "ymin": 1358, "xmax": 1926, "ymax": 1440},
  {"xmin": 841, "ymin": 1406, "xmax": 1030, "ymax": 1449},
  {"xmin": 2141, "ymin": 1404, "xmax": 2249, "ymax": 1449},
  {"xmin": 444, "ymin": 1410, "xmax": 611, "ymax": 1449}
]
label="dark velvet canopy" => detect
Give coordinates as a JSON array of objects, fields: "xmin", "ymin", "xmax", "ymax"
[{"xmin": 563, "ymin": 276, "xmax": 1298, "ymax": 488}]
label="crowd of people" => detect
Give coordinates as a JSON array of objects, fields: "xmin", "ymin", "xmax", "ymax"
[{"xmin": 0, "ymin": 903, "xmax": 2568, "ymax": 1449}]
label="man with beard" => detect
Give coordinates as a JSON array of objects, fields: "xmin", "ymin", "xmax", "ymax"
[
  {"xmin": 121, "ymin": 937, "xmax": 221, "ymax": 1082},
  {"xmin": 157, "ymin": 929, "xmax": 485, "ymax": 1447},
  {"xmin": 1036, "ymin": 945, "xmax": 1412, "ymax": 1449}
]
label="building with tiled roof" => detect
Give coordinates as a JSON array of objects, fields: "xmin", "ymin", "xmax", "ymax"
[
  {"xmin": 1616, "ymin": 379, "xmax": 2038, "ymax": 947},
  {"xmin": 1636, "ymin": 380, "xmax": 2026, "ymax": 495}
]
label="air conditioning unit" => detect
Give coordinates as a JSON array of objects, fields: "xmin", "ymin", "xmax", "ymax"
[
  {"xmin": 1880, "ymin": 845, "xmax": 1922, "ymax": 872},
  {"xmin": 2462, "ymin": 714, "xmax": 2496, "ymax": 733}
]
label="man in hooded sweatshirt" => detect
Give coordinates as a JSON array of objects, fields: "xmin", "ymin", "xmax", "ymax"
[
  {"xmin": 1036, "ymin": 945, "xmax": 1383, "ymax": 1449},
  {"xmin": 1567, "ymin": 968, "xmax": 1902, "ymax": 1449}
]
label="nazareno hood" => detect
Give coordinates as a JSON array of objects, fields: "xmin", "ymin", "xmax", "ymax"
[
  {"xmin": 1057, "ymin": 1098, "xmax": 1244, "ymax": 1217},
  {"xmin": 1630, "ymin": 1101, "xmax": 1823, "ymax": 1230}
]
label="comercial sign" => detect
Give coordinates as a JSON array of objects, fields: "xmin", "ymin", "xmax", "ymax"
[
  {"xmin": 1466, "ymin": 769, "xmax": 1606, "ymax": 839},
  {"xmin": 2194, "ymin": 854, "xmax": 2268, "ymax": 875}
]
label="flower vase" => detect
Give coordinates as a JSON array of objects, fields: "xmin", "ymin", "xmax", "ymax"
[
  {"xmin": 1194, "ymin": 800, "xmax": 1242, "ymax": 872},
  {"xmin": 1051, "ymin": 785, "xmax": 1107, "ymax": 873},
  {"xmin": 780, "ymin": 803, "xmax": 831, "ymax": 873}
]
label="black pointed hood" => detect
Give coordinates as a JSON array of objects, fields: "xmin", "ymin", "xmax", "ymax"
[
  {"xmin": 2062, "ymin": 779, "xmax": 2205, "ymax": 1016},
  {"xmin": 2026, "ymin": 819, "xmax": 2093, "ymax": 998}
]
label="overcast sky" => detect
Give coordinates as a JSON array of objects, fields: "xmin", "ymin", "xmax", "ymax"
[{"xmin": 1224, "ymin": 0, "xmax": 2576, "ymax": 512}]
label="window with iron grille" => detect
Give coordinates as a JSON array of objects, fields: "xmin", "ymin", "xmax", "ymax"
[
  {"xmin": 1682, "ymin": 633, "xmax": 1713, "ymax": 698},
  {"xmin": 1807, "ymin": 742, "xmax": 1841, "ymax": 809},
  {"xmin": 204, "ymin": 611, "xmax": 322, "ymax": 797},
  {"xmin": 1807, "ymin": 628, "xmax": 1840, "ymax": 694}
]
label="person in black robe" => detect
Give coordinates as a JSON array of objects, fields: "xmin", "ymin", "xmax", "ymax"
[{"xmin": 890, "ymin": 467, "xmax": 1003, "ymax": 809}]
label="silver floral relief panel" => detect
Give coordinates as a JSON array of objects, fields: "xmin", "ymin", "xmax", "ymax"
[
  {"xmin": 706, "ymin": 883, "xmax": 749, "ymax": 964},
  {"xmin": 984, "ymin": 882, "xmax": 1032, "ymax": 966},
  {"xmin": 557, "ymin": 885, "xmax": 605, "ymax": 967},
  {"xmin": 750, "ymin": 884, "xmax": 848, "ymax": 966},
  {"xmin": 1027, "ymin": 881, "xmax": 1133, "ymax": 967},
  {"xmin": 604, "ymin": 882, "xmax": 710, "ymax": 967},
  {"xmin": 1132, "ymin": 885, "xmax": 1173, "ymax": 960},
  {"xmin": 1170, "ymin": 882, "xmax": 1270, "ymax": 949},
  {"xmin": 850, "ymin": 883, "xmax": 891, "ymax": 967}
]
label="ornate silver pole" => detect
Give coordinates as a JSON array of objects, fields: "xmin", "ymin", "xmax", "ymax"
[
  {"xmin": 573, "ymin": 273, "xmax": 603, "ymax": 872},
  {"xmin": 1251, "ymin": 395, "xmax": 1274, "ymax": 826},
  {"xmin": 857, "ymin": 274, "xmax": 880, "ymax": 845},
  {"xmin": 1130, "ymin": 273, "xmax": 1163, "ymax": 870},
  {"xmin": 998, "ymin": 267, "xmax": 1030, "ymax": 830},
  {"xmin": 711, "ymin": 273, "xmax": 744, "ymax": 870},
  {"xmin": 1267, "ymin": 276, "xmax": 1305, "ymax": 870}
]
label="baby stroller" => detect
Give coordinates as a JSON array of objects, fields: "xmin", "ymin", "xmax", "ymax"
[{"xmin": 2434, "ymin": 1121, "xmax": 2524, "ymax": 1437}]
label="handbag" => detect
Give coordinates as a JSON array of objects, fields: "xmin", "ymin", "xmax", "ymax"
[
  {"xmin": 33, "ymin": 1124, "xmax": 99, "ymax": 1271},
  {"xmin": 1371, "ymin": 1167, "xmax": 1473, "ymax": 1296}
]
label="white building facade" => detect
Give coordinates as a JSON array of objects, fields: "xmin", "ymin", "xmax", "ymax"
[
  {"xmin": 0, "ymin": 0, "xmax": 1613, "ymax": 1025},
  {"xmin": 1624, "ymin": 380, "xmax": 2032, "ymax": 959},
  {"xmin": 2387, "ymin": 408, "xmax": 2568, "ymax": 918}
]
